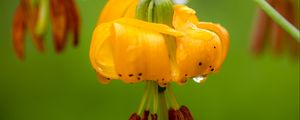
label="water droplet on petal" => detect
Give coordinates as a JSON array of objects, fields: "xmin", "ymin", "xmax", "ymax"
[
  {"xmin": 192, "ymin": 75, "xmax": 208, "ymax": 84},
  {"xmin": 173, "ymin": 0, "xmax": 188, "ymax": 4}
]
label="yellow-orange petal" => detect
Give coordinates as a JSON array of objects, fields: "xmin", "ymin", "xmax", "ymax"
[
  {"xmin": 173, "ymin": 5, "xmax": 199, "ymax": 29},
  {"xmin": 197, "ymin": 22, "xmax": 229, "ymax": 71},
  {"xmin": 115, "ymin": 18, "xmax": 183, "ymax": 37},
  {"xmin": 96, "ymin": 72, "xmax": 112, "ymax": 84},
  {"xmin": 123, "ymin": 0, "xmax": 138, "ymax": 18},
  {"xmin": 90, "ymin": 22, "xmax": 119, "ymax": 79},
  {"xmin": 174, "ymin": 25, "xmax": 223, "ymax": 83},
  {"xmin": 111, "ymin": 22, "xmax": 172, "ymax": 86},
  {"xmin": 172, "ymin": 5, "xmax": 229, "ymax": 83},
  {"xmin": 91, "ymin": 18, "xmax": 184, "ymax": 86},
  {"xmin": 97, "ymin": 0, "xmax": 137, "ymax": 24}
]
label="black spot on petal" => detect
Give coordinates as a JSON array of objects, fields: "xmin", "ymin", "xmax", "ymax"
[
  {"xmin": 198, "ymin": 62, "xmax": 202, "ymax": 66},
  {"xmin": 129, "ymin": 74, "xmax": 134, "ymax": 77},
  {"xmin": 211, "ymin": 68, "xmax": 214, "ymax": 71},
  {"xmin": 138, "ymin": 73, "xmax": 142, "ymax": 76},
  {"xmin": 118, "ymin": 74, "xmax": 122, "ymax": 77}
]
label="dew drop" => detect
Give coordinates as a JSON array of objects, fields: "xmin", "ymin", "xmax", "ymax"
[
  {"xmin": 192, "ymin": 75, "xmax": 208, "ymax": 84},
  {"xmin": 173, "ymin": 0, "xmax": 188, "ymax": 4}
]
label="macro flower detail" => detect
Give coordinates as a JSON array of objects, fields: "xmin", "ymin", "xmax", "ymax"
[
  {"xmin": 90, "ymin": 0, "xmax": 229, "ymax": 119},
  {"xmin": 12, "ymin": 0, "xmax": 80, "ymax": 60},
  {"xmin": 91, "ymin": 4, "xmax": 229, "ymax": 86},
  {"xmin": 91, "ymin": 18, "xmax": 182, "ymax": 86}
]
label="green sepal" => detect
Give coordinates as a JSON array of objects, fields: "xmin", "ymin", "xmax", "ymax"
[{"xmin": 136, "ymin": 0, "xmax": 151, "ymax": 20}]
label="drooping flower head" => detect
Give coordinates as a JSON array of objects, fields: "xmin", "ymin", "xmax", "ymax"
[
  {"xmin": 90, "ymin": 0, "xmax": 229, "ymax": 119},
  {"xmin": 12, "ymin": 0, "xmax": 80, "ymax": 60}
]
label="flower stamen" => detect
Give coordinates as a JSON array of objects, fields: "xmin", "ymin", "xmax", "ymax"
[{"xmin": 137, "ymin": 81, "xmax": 151, "ymax": 115}]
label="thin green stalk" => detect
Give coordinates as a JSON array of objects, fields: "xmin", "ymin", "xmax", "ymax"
[
  {"xmin": 254, "ymin": 0, "xmax": 300, "ymax": 41},
  {"xmin": 167, "ymin": 85, "xmax": 180, "ymax": 109},
  {"xmin": 158, "ymin": 90, "xmax": 168, "ymax": 120},
  {"xmin": 153, "ymin": 82, "xmax": 158, "ymax": 113},
  {"xmin": 145, "ymin": 82, "xmax": 153, "ymax": 110},
  {"xmin": 137, "ymin": 81, "xmax": 151, "ymax": 115}
]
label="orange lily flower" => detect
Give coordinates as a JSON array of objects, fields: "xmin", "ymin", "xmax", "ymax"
[
  {"xmin": 90, "ymin": 0, "xmax": 229, "ymax": 119},
  {"xmin": 91, "ymin": 4, "xmax": 229, "ymax": 86}
]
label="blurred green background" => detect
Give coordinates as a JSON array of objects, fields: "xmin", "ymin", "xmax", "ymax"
[{"xmin": 0, "ymin": 0, "xmax": 299, "ymax": 120}]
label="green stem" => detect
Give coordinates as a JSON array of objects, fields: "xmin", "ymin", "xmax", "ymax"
[
  {"xmin": 167, "ymin": 85, "xmax": 180, "ymax": 109},
  {"xmin": 153, "ymin": 82, "xmax": 158, "ymax": 113},
  {"xmin": 146, "ymin": 82, "xmax": 153, "ymax": 111},
  {"xmin": 158, "ymin": 90, "xmax": 168, "ymax": 120},
  {"xmin": 254, "ymin": 0, "xmax": 300, "ymax": 41},
  {"xmin": 137, "ymin": 81, "xmax": 151, "ymax": 115}
]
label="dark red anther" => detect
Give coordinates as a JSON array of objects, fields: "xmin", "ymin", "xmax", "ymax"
[
  {"xmin": 150, "ymin": 113, "xmax": 157, "ymax": 120},
  {"xmin": 176, "ymin": 110, "xmax": 184, "ymax": 120},
  {"xmin": 129, "ymin": 113, "xmax": 141, "ymax": 120},
  {"xmin": 142, "ymin": 110, "xmax": 149, "ymax": 120},
  {"xmin": 180, "ymin": 106, "xmax": 194, "ymax": 120},
  {"xmin": 168, "ymin": 108, "xmax": 178, "ymax": 120},
  {"xmin": 169, "ymin": 107, "xmax": 187, "ymax": 120}
]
